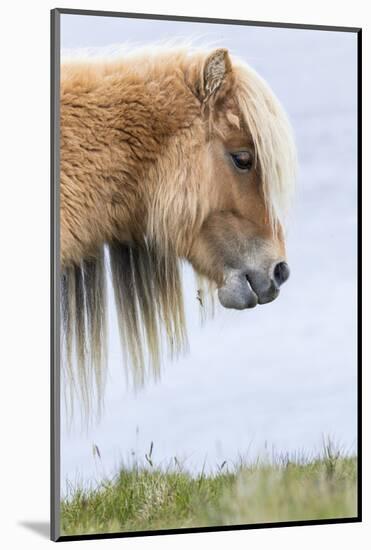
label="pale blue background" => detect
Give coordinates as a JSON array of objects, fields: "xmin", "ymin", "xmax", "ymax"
[{"xmin": 60, "ymin": 14, "xmax": 357, "ymax": 494}]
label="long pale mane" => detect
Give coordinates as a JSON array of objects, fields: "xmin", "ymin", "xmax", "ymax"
[
  {"xmin": 61, "ymin": 44, "xmax": 296, "ymax": 420},
  {"xmin": 233, "ymin": 62, "xmax": 296, "ymax": 229},
  {"xmin": 61, "ymin": 241, "xmax": 188, "ymax": 419}
]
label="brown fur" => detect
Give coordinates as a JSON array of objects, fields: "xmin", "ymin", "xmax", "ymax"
[{"xmin": 61, "ymin": 54, "xmax": 204, "ymax": 265}]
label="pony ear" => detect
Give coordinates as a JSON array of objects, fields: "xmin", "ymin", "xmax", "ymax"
[{"xmin": 201, "ymin": 48, "xmax": 232, "ymax": 102}]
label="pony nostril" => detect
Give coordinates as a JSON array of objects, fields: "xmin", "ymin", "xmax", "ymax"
[{"xmin": 273, "ymin": 261, "xmax": 290, "ymax": 287}]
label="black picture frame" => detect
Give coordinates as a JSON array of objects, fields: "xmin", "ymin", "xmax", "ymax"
[{"xmin": 51, "ymin": 7, "xmax": 362, "ymax": 542}]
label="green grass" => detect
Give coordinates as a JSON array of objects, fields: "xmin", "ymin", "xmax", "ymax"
[{"xmin": 61, "ymin": 443, "xmax": 358, "ymax": 536}]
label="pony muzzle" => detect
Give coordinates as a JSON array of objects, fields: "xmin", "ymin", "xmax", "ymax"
[
  {"xmin": 217, "ymin": 261, "xmax": 290, "ymax": 310},
  {"xmin": 218, "ymin": 271, "xmax": 259, "ymax": 310}
]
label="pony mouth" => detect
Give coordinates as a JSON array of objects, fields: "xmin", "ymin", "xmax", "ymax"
[
  {"xmin": 246, "ymin": 274, "xmax": 280, "ymax": 306},
  {"xmin": 217, "ymin": 272, "xmax": 258, "ymax": 310},
  {"xmin": 245, "ymin": 276, "xmax": 258, "ymax": 304}
]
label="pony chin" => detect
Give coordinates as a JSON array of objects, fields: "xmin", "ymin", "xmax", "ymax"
[{"xmin": 217, "ymin": 270, "xmax": 258, "ymax": 310}]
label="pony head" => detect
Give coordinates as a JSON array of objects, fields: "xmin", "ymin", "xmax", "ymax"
[
  {"xmin": 145, "ymin": 48, "xmax": 296, "ymax": 311},
  {"xmin": 60, "ymin": 45, "xmax": 296, "ymax": 416}
]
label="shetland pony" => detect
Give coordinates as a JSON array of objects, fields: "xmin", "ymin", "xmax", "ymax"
[{"xmin": 60, "ymin": 46, "xmax": 296, "ymax": 413}]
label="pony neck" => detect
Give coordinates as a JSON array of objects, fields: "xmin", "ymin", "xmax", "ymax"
[{"xmin": 60, "ymin": 55, "xmax": 201, "ymax": 266}]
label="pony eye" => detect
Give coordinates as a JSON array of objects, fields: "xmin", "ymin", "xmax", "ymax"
[{"xmin": 230, "ymin": 151, "xmax": 253, "ymax": 171}]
